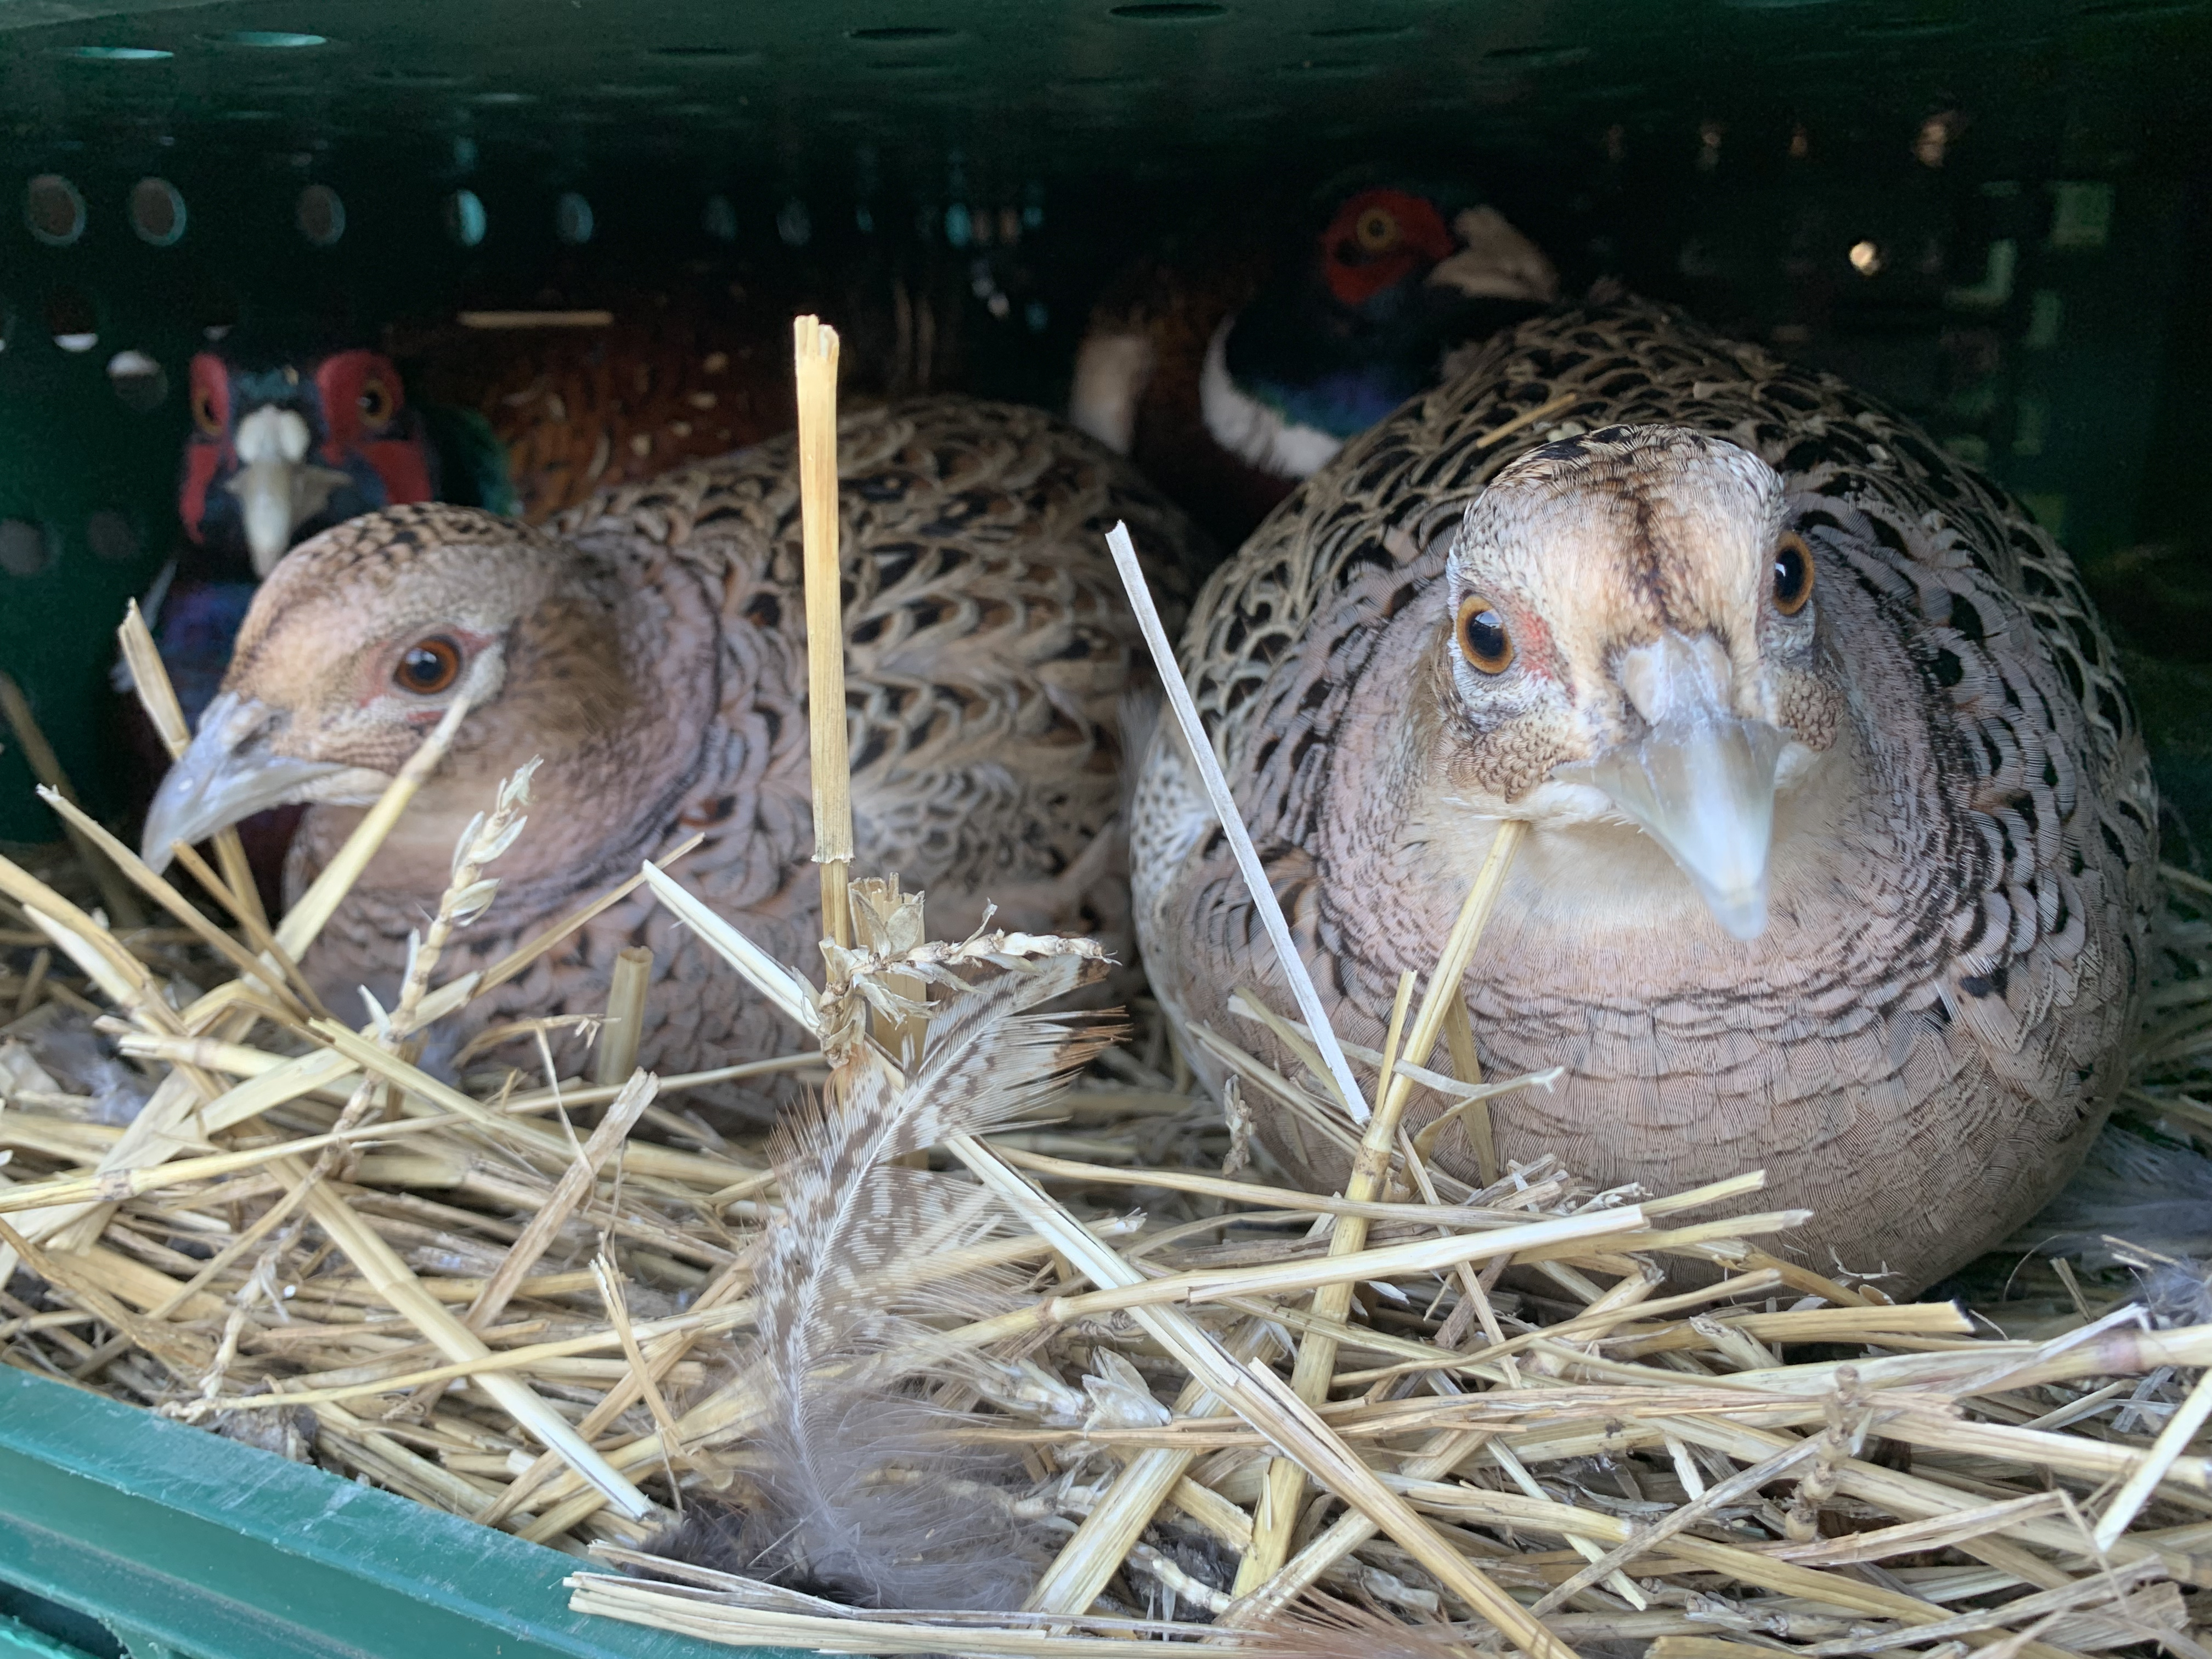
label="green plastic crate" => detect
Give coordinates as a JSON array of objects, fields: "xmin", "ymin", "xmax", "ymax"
[{"xmin": 0, "ymin": 1370, "xmax": 769, "ymax": 1659}]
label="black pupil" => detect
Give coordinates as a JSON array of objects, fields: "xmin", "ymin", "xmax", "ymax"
[
  {"xmin": 402, "ymin": 646, "xmax": 447, "ymax": 687},
  {"xmin": 1776, "ymin": 546, "xmax": 1807, "ymax": 600},
  {"xmin": 1466, "ymin": 610, "xmax": 1505, "ymax": 658}
]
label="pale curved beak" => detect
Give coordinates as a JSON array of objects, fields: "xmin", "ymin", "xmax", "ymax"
[
  {"xmin": 142, "ymin": 692, "xmax": 345, "ymax": 874},
  {"xmin": 226, "ymin": 406, "xmax": 350, "ymax": 577},
  {"xmin": 1560, "ymin": 633, "xmax": 1785, "ymax": 941},
  {"xmin": 1425, "ymin": 206, "xmax": 1560, "ymax": 305}
]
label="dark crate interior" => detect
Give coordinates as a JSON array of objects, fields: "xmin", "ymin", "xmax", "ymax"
[{"xmin": 1, "ymin": 0, "xmax": 2207, "ymax": 848}]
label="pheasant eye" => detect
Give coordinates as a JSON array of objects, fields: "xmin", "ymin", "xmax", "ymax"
[
  {"xmin": 1455, "ymin": 594, "xmax": 1514, "ymax": 675},
  {"xmin": 191, "ymin": 386, "xmax": 222, "ymax": 437},
  {"xmin": 1773, "ymin": 532, "xmax": 1815, "ymax": 616},
  {"xmin": 358, "ymin": 378, "xmax": 394, "ymax": 425},
  {"xmin": 1355, "ymin": 207, "xmax": 1400, "ymax": 253},
  {"xmin": 394, "ymin": 636, "xmax": 462, "ymax": 695}
]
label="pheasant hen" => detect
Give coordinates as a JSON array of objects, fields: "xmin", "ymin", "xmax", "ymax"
[
  {"xmin": 1135, "ymin": 302, "xmax": 2156, "ymax": 1290},
  {"xmin": 145, "ymin": 398, "xmax": 1208, "ymax": 1106}
]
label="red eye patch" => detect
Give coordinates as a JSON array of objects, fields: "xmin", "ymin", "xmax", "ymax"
[
  {"xmin": 314, "ymin": 349, "xmax": 435, "ymax": 507},
  {"xmin": 313, "ymin": 349, "xmax": 407, "ymax": 453},
  {"xmin": 1319, "ymin": 188, "xmax": 1455, "ymax": 308}
]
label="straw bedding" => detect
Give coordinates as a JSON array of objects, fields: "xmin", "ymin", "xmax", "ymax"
[{"xmin": 8, "ymin": 376, "xmax": 2212, "ymax": 1659}]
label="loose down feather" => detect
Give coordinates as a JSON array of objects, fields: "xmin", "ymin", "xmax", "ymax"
[{"xmin": 654, "ymin": 894, "xmax": 1119, "ymax": 1611}]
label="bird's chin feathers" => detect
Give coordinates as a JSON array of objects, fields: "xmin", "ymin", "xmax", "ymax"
[{"xmin": 288, "ymin": 766, "xmax": 396, "ymax": 809}]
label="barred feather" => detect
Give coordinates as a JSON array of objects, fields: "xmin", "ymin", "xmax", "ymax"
[{"xmin": 724, "ymin": 945, "xmax": 1118, "ymax": 1610}]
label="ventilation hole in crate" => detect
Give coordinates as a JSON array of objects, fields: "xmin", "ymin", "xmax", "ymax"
[
  {"xmin": 1850, "ymin": 239, "xmax": 1883, "ymax": 275},
  {"xmin": 24, "ymin": 175, "xmax": 86, "ymax": 247},
  {"xmin": 777, "ymin": 198, "xmax": 811, "ymax": 247},
  {"xmin": 54, "ymin": 44, "xmax": 172, "ymax": 60},
  {"xmin": 221, "ymin": 30, "xmax": 328, "ymax": 47},
  {"xmin": 367, "ymin": 68, "xmax": 471, "ymax": 87},
  {"xmin": 86, "ymin": 510, "xmax": 140, "ymax": 564},
  {"xmin": 702, "ymin": 195, "xmax": 738, "ymax": 242},
  {"xmin": 128, "ymin": 176, "xmax": 187, "ymax": 246},
  {"xmin": 1108, "ymin": 3, "xmax": 1228, "ymax": 17},
  {"xmin": 849, "ymin": 25, "xmax": 956, "ymax": 39},
  {"xmin": 556, "ymin": 191, "xmax": 595, "ymax": 246},
  {"xmin": 1309, "ymin": 22, "xmax": 1414, "ymax": 37},
  {"xmin": 1852, "ymin": 14, "xmax": 1967, "ymax": 36},
  {"xmin": 106, "ymin": 348, "xmax": 167, "ymax": 411},
  {"xmin": 297, "ymin": 183, "xmax": 345, "ymax": 246},
  {"xmin": 0, "ymin": 521, "xmax": 53, "ymax": 579},
  {"xmin": 445, "ymin": 189, "xmax": 488, "ymax": 247},
  {"xmin": 46, "ymin": 288, "xmax": 97, "ymax": 353},
  {"xmin": 644, "ymin": 45, "xmax": 762, "ymax": 60},
  {"xmin": 1483, "ymin": 43, "xmax": 1593, "ymax": 66}
]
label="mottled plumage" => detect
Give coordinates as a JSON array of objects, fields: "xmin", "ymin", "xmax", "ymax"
[
  {"xmin": 1136, "ymin": 302, "xmax": 2156, "ymax": 1290},
  {"xmin": 394, "ymin": 300, "xmax": 793, "ymax": 526},
  {"xmin": 394, "ymin": 275, "xmax": 969, "ymax": 526},
  {"xmin": 148, "ymin": 398, "xmax": 1209, "ymax": 1107}
]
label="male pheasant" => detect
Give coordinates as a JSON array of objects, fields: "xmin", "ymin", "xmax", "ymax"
[
  {"xmin": 1134, "ymin": 301, "xmax": 2156, "ymax": 1291},
  {"xmin": 1070, "ymin": 180, "xmax": 1557, "ymax": 550},
  {"xmin": 144, "ymin": 398, "xmax": 1209, "ymax": 1107}
]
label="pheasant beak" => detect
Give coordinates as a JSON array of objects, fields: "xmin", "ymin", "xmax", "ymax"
[
  {"xmin": 141, "ymin": 692, "xmax": 353, "ymax": 873},
  {"xmin": 1564, "ymin": 632, "xmax": 1785, "ymax": 941},
  {"xmin": 226, "ymin": 407, "xmax": 349, "ymax": 577}
]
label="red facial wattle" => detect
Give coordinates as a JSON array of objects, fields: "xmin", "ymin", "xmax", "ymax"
[
  {"xmin": 1319, "ymin": 188, "xmax": 1456, "ymax": 310},
  {"xmin": 179, "ymin": 353, "xmax": 233, "ymax": 546},
  {"xmin": 313, "ymin": 349, "xmax": 435, "ymax": 508},
  {"xmin": 358, "ymin": 437, "xmax": 436, "ymax": 506}
]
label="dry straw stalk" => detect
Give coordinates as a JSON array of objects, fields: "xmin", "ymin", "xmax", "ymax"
[{"xmin": 794, "ymin": 312, "xmax": 854, "ymax": 950}]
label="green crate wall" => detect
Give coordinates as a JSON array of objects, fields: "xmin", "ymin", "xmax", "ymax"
[
  {"xmin": 0, "ymin": 0, "xmax": 2207, "ymax": 849},
  {"xmin": 0, "ymin": 212, "xmax": 184, "ymax": 840}
]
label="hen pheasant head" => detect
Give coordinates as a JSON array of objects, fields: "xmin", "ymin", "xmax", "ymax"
[
  {"xmin": 142, "ymin": 502, "xmax": 643, "ymax": 873},
  {"xmin": 1430, "ymin": 425, "xmax": 1845, "ymax": 938}
]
